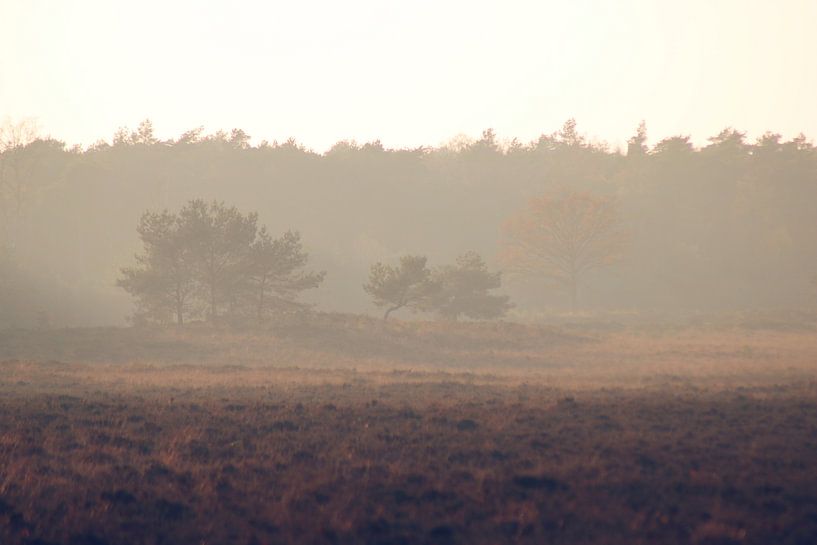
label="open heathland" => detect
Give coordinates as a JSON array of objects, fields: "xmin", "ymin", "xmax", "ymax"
[{"xmin": 1, "ymin": 317, "xmax": 817, "ymax": 545}]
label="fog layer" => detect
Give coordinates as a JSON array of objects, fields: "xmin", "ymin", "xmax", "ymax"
[{"xmin": 1, "ymin": 120, "xmax": 815, "ymax": 327}]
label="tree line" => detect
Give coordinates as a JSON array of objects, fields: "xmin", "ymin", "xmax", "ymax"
[{"xmin": 2, "ymin": 117, "xmax": 817, "ymax": 326}]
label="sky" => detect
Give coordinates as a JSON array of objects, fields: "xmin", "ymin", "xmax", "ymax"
[{"xmin": 1, "ymin": 0, "xmax": 816, "ymax": 151}]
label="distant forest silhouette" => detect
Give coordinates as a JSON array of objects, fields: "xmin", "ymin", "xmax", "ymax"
[{"xmin": 1, "ymin": 118, "xmax": 816, "ymax": 327}]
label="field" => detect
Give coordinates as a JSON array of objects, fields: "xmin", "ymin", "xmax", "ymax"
[{"xmin": 1, "ymin": 315, "xmax": 817, "ymax": 545}]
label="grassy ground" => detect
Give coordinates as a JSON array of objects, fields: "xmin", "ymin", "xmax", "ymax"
[{"xmin": 1, "ymin": 316, "xmax": 816, "ymax": 544}]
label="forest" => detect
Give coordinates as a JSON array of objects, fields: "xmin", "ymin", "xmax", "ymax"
[{"xmin": 1, "ymin": 119, "xmax": 816, "ymax": 327}]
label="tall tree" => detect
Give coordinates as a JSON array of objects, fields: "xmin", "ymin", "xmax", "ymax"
[
  {"xmin": 627, "ymin": 121, "xmax": 648, "ymax": 156},
  {"xmin": 178, "ymin": 200, "xmax": 258, "ymax": 321},
  {"xmin": 245, "ymin": 228, "xmax": 325, "ymax": 319},
  {"xmin": 118, "ymin": 211, "xmax": 197, "ymax": 326},
  {"xmin": 428, "ymin": 251, "xmax": 512, "ymax": 320},
  {"xmin": 501, "ymin": 191, "xmax": 627, "ymax": 310},
  {"xmin": 363, "ymin": 255, "xmax": 434, "ymax": 321}
]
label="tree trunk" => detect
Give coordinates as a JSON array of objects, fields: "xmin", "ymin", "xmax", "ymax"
[
  {"xmin": 257, "ymin": 278, "xmax": 266, "ymax": 323},
  {"xmin": 210, "ymin": 284, "xmax": 216, "ymax": 322},
  {"xmin": 569, "ymin": 277, "xmax": 578, "ymax": 312},
  {"xmin": 176, "ymin": 291, "xmax": 184, "ymax": 327},
  {"xmin": 383, "ymin": 305, "xmax": 402, "ymax": 321}
]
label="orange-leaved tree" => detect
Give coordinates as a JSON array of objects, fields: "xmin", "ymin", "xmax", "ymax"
[{"xmin": 500, "ymin": 191, "xmax": 627, "ymax": 310}]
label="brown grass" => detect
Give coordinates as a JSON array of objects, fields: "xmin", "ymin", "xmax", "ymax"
[{"xmin": 1, "ymin": 318, "xmax": 816, "ymax": 544}]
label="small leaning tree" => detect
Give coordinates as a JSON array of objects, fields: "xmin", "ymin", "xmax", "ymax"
[
  {"xmin": 363, "ymin": 252, "xmax": 511, "ymax": 321},
  {"xmin": 363, "ymin": 255, "xmax": 435, "ymax": 321}
]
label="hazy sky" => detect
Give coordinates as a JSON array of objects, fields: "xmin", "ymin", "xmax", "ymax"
[{"xmin": 2, "ymin": 0, "xmax": 815, "ymax": 151}]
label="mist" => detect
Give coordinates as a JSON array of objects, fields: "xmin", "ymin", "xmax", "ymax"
[
  {"xmin": 3, "ymin": 2, "xmax": 817, "ymax": 544},
  {"xmin": 2, "ymin": 119, "xmax": 816, "ymax": 328}
]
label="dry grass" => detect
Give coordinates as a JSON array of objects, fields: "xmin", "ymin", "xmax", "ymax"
[{"xmin": 1, "ymin": 317, "xmax": 816, "ymax": 544}]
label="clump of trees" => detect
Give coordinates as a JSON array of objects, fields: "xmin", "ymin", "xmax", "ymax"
[
  {"xmin": 501, "ymin": 190, "xmax": 627, "ymax": 310},
  {"xmin": 364, "ymin": 251, "xmax": 512, "ymax": 321},
  {"xmin": 118, "ymin": 200, "xmax": 324, "ymax": 326}
]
